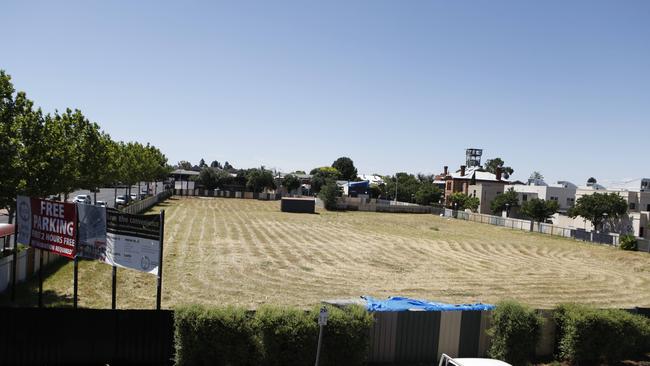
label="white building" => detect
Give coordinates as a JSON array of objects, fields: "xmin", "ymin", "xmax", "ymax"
[
  {"xmin": 507, "ymin": 180, "xmax": 577, "ymax": 212},
  {"xmin": 555, "ymin": 179, "xmax": 650, "ymax": 239}
]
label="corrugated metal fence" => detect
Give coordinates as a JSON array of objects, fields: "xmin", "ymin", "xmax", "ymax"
[
  {"xmin": 368, "ymin": 310, "xmax": 491, "ymax": 364},
  {"xmin": 0, "ymin": 308, "xmax": 174, "ymax": 365},
  {"xmin": 444, "ymin": 209, "xmax": 623, "ymax": 247},
  {"xmin": 121, "ymin": 189, "xmax": 173, "ymax": 214},
  {"xmin": 173, "ymin": 189, "xmax": 281, "ymax": 200}
]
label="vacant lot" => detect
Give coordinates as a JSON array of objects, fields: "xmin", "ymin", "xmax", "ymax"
[{"xmin": 5, "ymin": 196, "xmax": 650, "ymax": 309}]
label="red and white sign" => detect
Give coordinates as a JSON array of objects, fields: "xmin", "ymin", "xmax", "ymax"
[{"xmin": 16, "ymin": 196, "xmax": 77, "ymax": 259}]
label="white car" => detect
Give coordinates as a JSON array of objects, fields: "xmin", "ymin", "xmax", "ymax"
[
  {"xmin": 73, "ymin": 195, "xmax": 91, "ymax": 204},
  {"xmin": 95, "ymin": 201, "xmax": 107, "ymax": 207},
  {"xmin": 115, "ymin": 195, "xmax": 129, "ymax": 205},
  {"xmin": 439, "ymin": 354, "xmax": 511, "ymax": 366}
]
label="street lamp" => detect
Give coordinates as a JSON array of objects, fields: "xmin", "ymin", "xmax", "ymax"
[
  {"xmin": 602, "ymin": 212, "xmax": 608, "ymax": 232},
  {"xmin": 394, "ymin": 175, "xmax": 398, "ymax": 203}
]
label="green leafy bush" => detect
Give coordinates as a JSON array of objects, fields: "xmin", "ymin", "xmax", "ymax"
[
  {"xmin": 619, "ymin": 234, "xmax": 638, "ymax": 251},
  {"xmin": 255, "ymin": 306, "xmax": 318, "ymax": 366},
  {"xmin": 174, "ymin": 304, "xmax": 262, "ymax": 366},
  {"xmin": 318, "ymin": 182, "xmax": 340, "ymax": 211},
  {"xmin": 487, "ymin": 300, "xmax": 542, "ymax": 366},
  {"xmin": 318, "ymin": 305, "xmax": 375, "ymax": 366},
  {"xmin": 554, "ymin": 304, "xmax": 650, "ymax": 364},
  {"xmin": 174, "ymin": 304, "xmax": 374, "ymax": 366}
]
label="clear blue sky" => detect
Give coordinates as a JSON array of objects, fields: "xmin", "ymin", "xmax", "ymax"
[{"xmin": 3, "ymin": 0, "xmax": 649, "ymax": 184}]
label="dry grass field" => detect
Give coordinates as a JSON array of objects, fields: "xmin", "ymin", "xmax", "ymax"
[{"xmin": 5, "ymin": 196, "xmax": 650, "ymax": 309}]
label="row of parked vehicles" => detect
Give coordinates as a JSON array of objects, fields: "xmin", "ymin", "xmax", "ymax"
[{"xmin": 71, "ymin": 191, "xmax": 146, "ymax": 207}]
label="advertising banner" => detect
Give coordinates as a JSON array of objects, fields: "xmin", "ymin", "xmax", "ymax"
[
  {"xmin": 77, "ymin": 204, "xmax": 107, "ymax": 261},
  {"xmin": 106, "ymin": 210, "xmax": 161, "ymax": 275},
  {"xmin": 16, "ymin": 195, "xmax": 77, "ymax": 259}
]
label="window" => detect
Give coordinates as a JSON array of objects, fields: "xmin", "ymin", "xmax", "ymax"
[
  {"xmin": 630, "ymin": 202, "xmax": 636, "ymax": 210},
  {"xmin": 522, "ymin": 194, "xmax": 528, "ymax": 202},
  {"xmin": 567, "ymin": 197, "xmax": 575, "ymax": 207},
  {"xmin": 550, "ymin": 196, "xmax": 558, "ymax": 201},
  {"xmin": 473, "ymin": 190, "xmax": 476, "ymax": 197},
  {"xmin": 646, "ymin": 203, "xmax": 650, "ymax": 211},
  {"xmin": 641, "ymin": 227, "xmax": 645, "ymax": 238},
  {"xmin": 446, "ymin": 182, "xmax": 451, "ymax": 190}
]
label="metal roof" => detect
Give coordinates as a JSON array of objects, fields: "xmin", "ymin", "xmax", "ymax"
[
  {"xmin": 449, "ymin": 166, "xmax": 508, "ymax": 182},
  {"xmin": 171, "ymin": 169, "xmax": 200, "ymax": 176}
]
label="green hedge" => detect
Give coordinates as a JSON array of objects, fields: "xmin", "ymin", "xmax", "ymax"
[
  {"xmin": 256, "ymin": 306, "xmax": 318, "ymax": 366},
  {"xmin": 174, "ymin": 305, "xmax": 262, "ymax": 366},
  {"xmin": 554, "ymin": 304, "xmax": 650, "ymax": 364},
  {"xmin": 175, "ymin": 304, "xmax": 374, "ymax": 366},
  {"xmin": 487, "ymin": 300, "xmax": 542, "ymax": 366}
]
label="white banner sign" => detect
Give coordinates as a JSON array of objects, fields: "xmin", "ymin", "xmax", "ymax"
[
  {"xmin": 77, "ymin": 206, "xmax": 161, "ymax": 275},
  {"xmin": 105, "ymin": 210, "xmax": 161, "ymax": 275}
]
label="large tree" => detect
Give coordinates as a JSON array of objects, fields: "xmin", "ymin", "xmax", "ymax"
[
  {"xmin": 414, "ymin": 184, "xmax": 443, "ymax": 206},
  {"xmin": 568, "ymin": 193, "xmax": 628, "ymax": 232},
  {"xmin": 282, "ymin": 174, "xmax": 301, "ymax": 193},
  {"xmin": 310, "ymin": 167, "xmax": 341, "ymax": 193},
  {"xmin": 384, "ymin": 173, "xmax": 421, "ymax": 202},
  {"xmin": 521, "ymin": 198, "xmax": 559, "ymax": 223},
  {"xmin": 176, "ymin": 161, "xmax": 193, "ymax": 170},
  {"xmin": 246, "ymin": 167, "xmax": 276, "ymax": 193},
  {"xmin": 490, "ymin": 188, "xmax": 519, "ymax": 215},
  {"xmin": 198, "ymin": 167, "xmax": 230, "ymax": 190},
  {"xmin": 331, "ymin": 157, "xmax": 358, "ymax": 181},
  {"xmin": 484, "ymin": 158, "xmax": 514, "ymax": 179}
]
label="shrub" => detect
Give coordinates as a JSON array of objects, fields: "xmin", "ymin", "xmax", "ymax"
[
  {"xmin": 318, "ymin": 182, "xmax": 340, "ymax": 211},
  {"xmin": 174, "ymin": 305, "xmax": 262, "ymax": 366},
  {"xmin": 619, "ymin": 234, "xmax": 638, "ymax": 251},
  {"xmin": 318, "ymin": 305, "xmax": 375, "ymax": 366},
  {"xmin": 255, "ymin": 306, "xmax": 318, "ymax": 366},
  {"xmin": 174, "ymin": 304, "xmax": 374, "ymax": 366},
  {"xmin": 554, "ymin": 304, "xmax": 650, "ymax": 364},
  {"xmin": 487, "ymin": 300, "xmax": 542, "ymax": 366}
]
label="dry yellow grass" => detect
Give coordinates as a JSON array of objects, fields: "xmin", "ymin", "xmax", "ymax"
[{"xmin": 6, "ymin": 196, "xmax": 650, "ymax": 309}]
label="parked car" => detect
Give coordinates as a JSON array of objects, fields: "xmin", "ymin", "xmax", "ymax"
[
  {"xmin": 73, "ymin": 195, "xmax": 91, "ymax": 204},
  {"xmin": 95, "ymin": 201, "xmax": 107, "ymax": 207},
  {"xmin": 115, "ymin": 195, "xmax": 130, "ymax": 205},
  {"xmin": 439, "ymin": 354, "xmax": 511, "ymax": 366},
  {"xmin": 130, "ymin": 193, "xmax": 137, "ymax": 201}
]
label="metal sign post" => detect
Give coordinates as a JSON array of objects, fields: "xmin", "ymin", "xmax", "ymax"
[
  {"xmin": 73, "ymin": 207, "xmax": 79, "ymax": 309},
  {"xmin": 314, "ymin": 306, "xmax": 328, "ymax": 366},
  {"xmin": 156, "ymin": 210, "xmax": 165, "ymax": 310},
  {"xmin": 38, "ymin": 249, "xmax": 43, "ymax": 307},
  {"xmin": 11, "ymin": 203, "xmax": 19, "ymax": 302},
  {"xmin": 111, "ymin": 266, "xmax": 117, "ymax": 309}
]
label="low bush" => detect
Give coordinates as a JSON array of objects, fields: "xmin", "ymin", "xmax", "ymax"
[
  {"xmin": 174, "ymin": 304, "xmax": 374, "ymax": 366},
  {"xmin": 318, "ymin": 181, "xmax": 340, "ymax": 211},
  {"xmin": 318, "ymin": 305, "xmax": 375, "ymax": 366},
  {"xmin": 619, "ymin": 234, "xmax": 638, "ymax": 251},
  {"xmin": 174, "ymin": 305, "xmax": 262, "ymax": 366},
  {"xmin": 256, "ymin": 306, "xmax": 318, "ymax": 366},
  {"xmin": 554, "ymin": 304, "xmax": 650, "ymax": 364},
  {"xmin": 487, "ymin": 300, "xmax": 542, "ymax": 366}
]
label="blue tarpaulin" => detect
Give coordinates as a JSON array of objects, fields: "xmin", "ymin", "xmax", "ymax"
[{"xmin": 362, "ymin": 296, "xmax": 496, "ymax": 312}]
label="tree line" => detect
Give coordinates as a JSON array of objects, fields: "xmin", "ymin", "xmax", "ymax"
[{"xmin": 0, "ymin": 70, "xmax": 170, "ymax": 223}]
